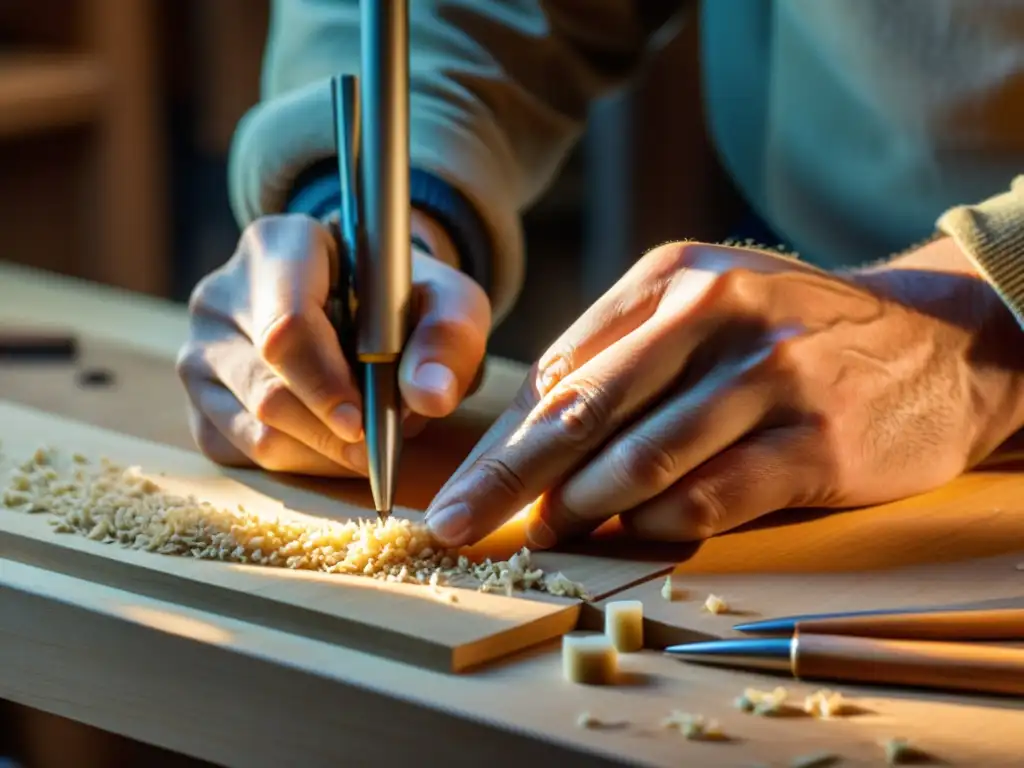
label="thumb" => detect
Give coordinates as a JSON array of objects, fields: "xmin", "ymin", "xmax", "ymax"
[{"xmin": 399, "ymin": 255, "xmax": 490, "ymax": 418}]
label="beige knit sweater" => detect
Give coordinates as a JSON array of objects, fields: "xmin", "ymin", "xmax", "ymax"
[{"xmin": 229, "ymin": 0, "xmax": 1024, "ymax": 328}]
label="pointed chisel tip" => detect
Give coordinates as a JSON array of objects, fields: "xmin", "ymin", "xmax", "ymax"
[{"xmin": 732, "ymin": 617, "xmax": 799, "ymax": 634}]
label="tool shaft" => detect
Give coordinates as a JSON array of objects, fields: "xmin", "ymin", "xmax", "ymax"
[{"xmin": 358, "ymin": 0, "xmax": 411, "ymax": 359}]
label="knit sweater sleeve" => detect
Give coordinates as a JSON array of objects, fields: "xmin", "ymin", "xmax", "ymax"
[
  {"xmin": 938, "ymin": 175, "xmax": 1024, "ymax": 330},
  {"xmin": 228, "ymin": 0, "xmax": 678, "ymax": 324}
]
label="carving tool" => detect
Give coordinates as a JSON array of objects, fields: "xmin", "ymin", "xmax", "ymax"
[
  {"xmin": 733, "ymin": 606, "xmax": 1024, "ymax": 641},
  {"xmin": 665, "ymin": 633, "xmax": 1024, "ymax": 697},
  {"xmin": 329, "ymin": 0, "xmax": 411, "ymax": 522}
]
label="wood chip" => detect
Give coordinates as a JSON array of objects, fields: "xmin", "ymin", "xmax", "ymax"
[
  {"xmin": 703, "ymin": 593, "xmax": 729, "ymax": 614},
  {"xmin": 660, "ymin": 710, "xmax": 725, "ymax": 741},
  {"xmin": 660, "ymin": 575, "xmax": 674, "ymax": 601},
  {"xmin": 735, "ymin": 686, "xmax": 789, "ymax": 716},
  {"xmin": 883, "ymin": 737, "xmax": 926, "ymax": 765},
  {"xmin": 803, "ymin": 688, "xmax": 848, "ymax": 718},
  {"xmin": 576, "ymin": 712, "xmax": 626, "ymax": 730},
  {"xmin": 790, "ymin": 752, "xmax": 841, "ymax": 768}
]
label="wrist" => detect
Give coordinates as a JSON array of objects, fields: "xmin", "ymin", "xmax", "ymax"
[
  {"xmin": 852, "ymin": 237, "xmax": 1024, "ymax": 454},
  {"xmin": 284, "ymin": 161, "xmax": 492, "ymax": 293}
]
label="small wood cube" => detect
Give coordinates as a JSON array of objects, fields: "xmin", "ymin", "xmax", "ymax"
[
  {"xmin": 562, "ymin": 633, "xmax": 617, "ymax": 685},
  {"xmin": 604, "ymin": 599, "xmax": 644, "ymax": 652}
]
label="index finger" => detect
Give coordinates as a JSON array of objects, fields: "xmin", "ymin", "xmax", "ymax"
[
  {"xmin": 424, "ymin": 314, "xmax": 698, "ymax": 547},
  {"xmin": 246, "ymin": 216, "xmax": 365, "ymax": 443}
]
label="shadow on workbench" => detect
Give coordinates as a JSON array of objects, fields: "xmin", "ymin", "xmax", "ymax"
[{"xmin": 3, "ymin": 704, "xmax": 217, "ymax": 768}]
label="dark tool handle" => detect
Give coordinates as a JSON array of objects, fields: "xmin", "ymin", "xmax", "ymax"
[
  {"xmin": 328, "ymin": 74, "xmax": 365, "ymax": 384},
  {"xmin": 0, "ymin": 332, "xmax": 78, "ymax": 362}
]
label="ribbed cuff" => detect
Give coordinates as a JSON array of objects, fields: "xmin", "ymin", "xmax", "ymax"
[
  {"xmin": 285, "ymin": 162, "xmax": 494, "ymax": 300},
  {"xmin": 938, "ymin": 176, "xmax": 1024, "ymax": 331}
]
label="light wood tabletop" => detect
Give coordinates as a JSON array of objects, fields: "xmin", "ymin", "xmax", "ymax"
[{"xmin": 1, "ymin": 261, "xmax": 1024, "ymax": 768}]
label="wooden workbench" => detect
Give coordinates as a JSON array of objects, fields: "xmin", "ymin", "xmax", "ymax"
[{"xmin": 1, "ymin": 261, "xmax": 1024, "ymax": 768}]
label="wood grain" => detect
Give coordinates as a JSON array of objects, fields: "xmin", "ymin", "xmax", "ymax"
[
  {"xmin": 0, "ymin": 401, "xmax": 573, "ymax": 672},
  {"xmin": 589, "ymin": 551, "xmax": 1024, "ymax": 650},
  {"xmin": 4, "ymin": 262, "xmax": 1024, "ymax": 766},
  {"xmin": 4, "ymin": 555, "xmax": 1024, "ymax": 767},
  {"xmin": 0, "ymin": 400, "xmax": 675, "ymax": 671}
]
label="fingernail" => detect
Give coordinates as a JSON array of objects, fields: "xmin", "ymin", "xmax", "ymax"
[
  {"xmin": 426, "ymin": 502, "xmax": 472, "ymax": 546},
  {"xmin": 526, "ymin": 517, "xmax": 557, "ymax": 550},
  {"xmin": 330, "ymin": 403, "xmax": 363, "ymax": 442},
  {"xmin": 343, "ymin": 443, "xmax": 367, "ymax": 473},
  {"xmin": 413, "ymin": 362, "xmax": 456, "ymax": 397}
]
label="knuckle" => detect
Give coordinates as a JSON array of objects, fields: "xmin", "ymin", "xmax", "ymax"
[
  {"xmin": 545, "ymin": 377, "xmax": 610, "ymax": 447},
  {"xmin": 714, "ymin": 267, "xmax": 757, "ymax": 308},
  {"xmin": 757, "ymin": 336, "xmax": 804, "ymax": 381},
  {"xmin": 472, "ymin": 456, "xmax": 526, "ymax": 501},
  {"xmin": 191, "ymin": 416, "xmax": 225, "ymax": 462},
  {"xmin": 255, "ymin": 311, "xmax": 306, "ymax": 367},
  {"xmin": 610, "ymin": 434, "xmax": 678, "ymax": 490},
  {"xmin": 680, "ymin": 483, "xmax": 725, "ymax": 538},
  {"xmin": 535, "ymin": 347, "xmax": 575, "ymax": 396},
  {"xmin": 305, "ymin": 419, "xmax": 347, "ymax": 461},
  {"xmin": 249, "ymin": 424, "xmax": 285, "ymax": 470},
  {"xmin": 251, "ymin": 379, "xmax": 292, "ymax": 425},
  {"xmin": 427, "ymin": 314, "xmax": 488, "ymax": 357},
  {"xmin": 641, "ymin": 240, "xmax": 692, "ymax": 270},
  {"xmin": 175, "ymin": 344, "xmax": 206, "ymax": 384},
  {"xmin": 513, "ymin": 368, "xmax": 543, "ymax": 412},
  {"xmin": 187, "ymin": 273, "xmax": 219, "ymax": 316}
]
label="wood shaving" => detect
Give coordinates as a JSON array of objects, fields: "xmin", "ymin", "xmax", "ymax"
[
  {"xmin": 575, "ymin": 712, "xmax": 626, "ymax": 730},
  {"xmin": 660, "ymin": 710, "xmax": 725, "ymax": 741},
  {"xmin": 2, "ymin": 447, "xmax": 587, "ymax": 599},
  {"xmin": 883, "ymin": 737, "xmax": 925, "ymax": 765},
  {"xmin": 703, "ymin": 593, "xmax": 729, "ymax": 614},
  {"xmin": 734, "ymin": 686, "xmax": 789, "ymax": 716},
  {"xmin": 660, "ymin": 575, "xmax": 674, "ymax": 601},
  {"xmin": 803, "ymin": 688, "xmax": 848, "ymax": 718},
  {"xmin": 790, "ymin": 752, "xmax": 840, "ymax": 768}
]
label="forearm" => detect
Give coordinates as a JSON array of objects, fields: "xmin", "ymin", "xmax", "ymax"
[{"xmin": 230, "ymin": 0, "xmax": 675, "ymax": 324}]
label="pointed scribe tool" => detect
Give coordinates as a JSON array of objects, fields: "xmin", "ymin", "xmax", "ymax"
[{"xmin": 733, "ymin": 607, "xmax": 1024, "ymax": 642}]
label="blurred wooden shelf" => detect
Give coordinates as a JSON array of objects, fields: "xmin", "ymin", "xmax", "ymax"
[{"xmin": 0, "ymin": 53, "xmax": 105, "ymax": 138}]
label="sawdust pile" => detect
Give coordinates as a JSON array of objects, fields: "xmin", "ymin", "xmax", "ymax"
[{"xmin": 2, "ymin": 447, "xmax": 587, "ymax": 599}]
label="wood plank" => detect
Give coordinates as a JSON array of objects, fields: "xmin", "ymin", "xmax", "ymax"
[
  {"xmin": 4, "ymin": 555, "xmax": 1024, "ymax": 768},
  {"xmin": 0, "ymin": 401, "xmax": 578, "ymax": 672},
  {"xmin": 0, "ymin": 401, "xmax": 673, "ymax": 672},
  {"xmin": 0, "ymin": 54, "xmax": 104, "ymax": 138}
]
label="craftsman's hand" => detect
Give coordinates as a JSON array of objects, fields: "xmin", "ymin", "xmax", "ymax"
[
  {"xmin": 177, "ymin": 212, "xmax": 490, "ymax": 476},
  {"xmin": 425, "ymin": 238, "xmax": 1024, "ymax": 547}
]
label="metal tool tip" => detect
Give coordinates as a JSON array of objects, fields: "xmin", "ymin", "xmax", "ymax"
[{"xmin": 732, "ymin": 617, "xmax": 798, "ymax": 635}]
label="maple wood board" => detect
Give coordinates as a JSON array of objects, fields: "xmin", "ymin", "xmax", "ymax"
[{"xmin": 0, "ymin": 400, "xmax": 675, "ymax": 672}]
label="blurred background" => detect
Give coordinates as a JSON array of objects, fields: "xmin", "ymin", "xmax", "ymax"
[{"xmin": 0, "ymin": 0, "xmax": 743, "ymax": 363}]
